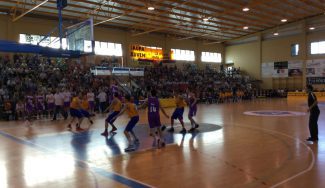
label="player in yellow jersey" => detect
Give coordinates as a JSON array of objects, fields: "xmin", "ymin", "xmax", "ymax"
[
  {"xmin": 67, "ymin": 92, "xmax": 84, "ymax": 131},
  {"xmin": 164, "ymin": 93, "xmax": 186, "ymax": 133},
  {"xmin": 101, "ymin": 93, "xmax": 122, "ymax": 136},
  {"xmin": 115, "ymin": 95, "xmax": 140, "ymax": 152},
  {"xmin": 80, "ymin": 93, "xmax": 94, "ymax": 126}
]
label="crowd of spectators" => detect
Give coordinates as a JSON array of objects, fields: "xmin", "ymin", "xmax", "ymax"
[
  {"xmin": 0, "ymin": 54, "xmax": 111, "ymax": 120},
  {"xmin": 132, "ymin": 64, "xmax": 254, "ymax": 101},
  {"xmin": 0, "ymin": 54, "xmax": 289, "ymax": 121}
]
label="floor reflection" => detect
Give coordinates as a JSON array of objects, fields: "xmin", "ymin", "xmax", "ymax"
[
  {"xmin": 70, "ymin": 131, "xmax": 91, "ymax": 161},
  {"xmin": 23, "ymin": 155, "xmax": 75, "ymax": 187},
  {"xmin": 0, "ymin": 161, "xmax": 8, "ymax": 188}
]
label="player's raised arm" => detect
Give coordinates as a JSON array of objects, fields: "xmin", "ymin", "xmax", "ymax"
[
  {"xmin": 138, "ymin": 99, "xmax": 148, "ymax": 109},
  {"xmin": 104, "ymin": 99, "xmax": 115, "ymax": 113},
  {"xmin": 115, "ymin": 103, "xmax": 127, "ymax": 118},
  {"xmin": 159, "ymin": 101, "xmax": 169, "ymax": 118}
]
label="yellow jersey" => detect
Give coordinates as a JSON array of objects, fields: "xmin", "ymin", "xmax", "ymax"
[
  {"xmin": 70, "ymin": 97, "xmax": 80, "ymax": 109},
  {"xmin": 113, "ymin": 98, "xmax": 122, "ymax": 112},
  {"xmin": 81, "ymin": 99, "xmax": 89, "ymax": 110},
  {"xmin": 176, "ymin": 96, "xmax": 186, "ymax": 108},
  {"xmin": 126, "ymin": 102, "xmax": 138, "ymax": 118}
]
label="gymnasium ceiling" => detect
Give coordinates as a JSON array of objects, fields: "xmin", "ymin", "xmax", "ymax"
[{"xmin": 0, "ymin": 0, "xmax": 325, "ymax": 43}]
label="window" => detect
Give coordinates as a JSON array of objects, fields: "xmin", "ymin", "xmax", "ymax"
[
  {"xmin": 19, "ymin": 34, "xmax": 123, "ymax": 56},
  {"xmin": 95, "ymin": 41, "xmax": 122, "ymax": 56},
  {"xmin": 291, "ymin": 44, "xmax": 299, "ymax": 56},
  {"xmin": 171, "ymin": 48, "xmax": 195, "ymax": 61},
  {"xmin": 19, "ymin": 34, "xmax": 68, "ymax": 50},
  {"xmin": 201, "ymin": 52, "xmax": 222, "ymax": 63},
  {"xmin": 311, "ymin": 41, "xmax": 325, "ymax": 54}
]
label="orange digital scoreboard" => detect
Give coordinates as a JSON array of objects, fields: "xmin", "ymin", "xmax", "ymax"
[{"xmin": 130, "ymin": 44, "xmax": 175, "ymax": 64}]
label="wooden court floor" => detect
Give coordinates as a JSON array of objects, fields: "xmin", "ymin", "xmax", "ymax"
[{"xmin": 0, "ymin": 98, "xmax": 324, "ymax": 188}]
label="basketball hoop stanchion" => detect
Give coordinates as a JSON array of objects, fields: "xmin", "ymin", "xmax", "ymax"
[
  {"xmin": 57, "ymin": 0, "xmax": 67, "ymax": 50},
  {"xmin": 1, "ymin": 0, "xmax": 94, "ymax": 58}
]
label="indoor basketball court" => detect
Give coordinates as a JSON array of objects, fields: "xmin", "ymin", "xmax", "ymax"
[{"xmin": 0, "ymin": 0, "xmax": 324, "ymax": 188}]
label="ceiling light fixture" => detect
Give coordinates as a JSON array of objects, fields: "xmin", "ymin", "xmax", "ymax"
[
  {"xmin": 148, "ymin": 6, "xmax": 155, "ymax": 11},
  {"xmin": 242, "ymin": 7, "xmax": 250, "ymax": 12},
  {"xmin": 281, "ymin": 19, "xmax": 287, "ymax": 22},
  {"xmin": 243, "ymin": 26, "xmax": 249, "ymax": 30},
  {"xmin": 309, "ymin": 27, "xmax": 315, "ymax": 30},
  {"xmin": 203, "ymin": 17, "xmax": 209, "ymax": 22},
  {"xmin": 274, "ymin": 32, "xmax": 279, "ymax": 36}
]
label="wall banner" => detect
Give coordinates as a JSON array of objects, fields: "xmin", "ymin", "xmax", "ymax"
[
  {"xmin": 306, "ymin": 59, "xmax": 325, "ymax": 77},
  {"xmin": 272, "ymin": 61, "xmax": 288, "ymax": 78},
  {"xmin": 261, "ymin": 62, "xmax": 274, "ymax": 78},
  {"xmin": 288, "ymin": 60, "xmax": 303, "ymax": 77},
  {"xmin": 307, "ymin": 77, "xmax": 325, "ymax": 84}
]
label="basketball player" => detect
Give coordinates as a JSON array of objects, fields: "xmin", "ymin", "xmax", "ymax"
[
  {"xmin": 188, "ymin": 92, "xmax": 199, "ymax": 132},
  {"xmin": 15, "ymin": 99, "xmax": 25, "ymax": 120},
  {"xmin": 101, "ymin": 92, "xmax": 122, "ymax": 136},
  {"xmin": 24, "ymin": 92, "xmax": 35, "ymax": 126},
  {"xmin": 67, "ymin": 92, "xmax": 84, "ymax": 131},
  {"xmin": 306, "ymin": 84, "xmax": 320, "ymax": 142},
  {"xmin": 115, "ymin": 95, "xmax": 140, "ymax": 152},
  {"xmin": 110, "ymin": 81, "xmax": 119, "ymax": 104},
  {"xmin": 80, "ymin": 93, "xmax": 94, "ymax": 126},
  {"xmin": 36, "ymin": 91, "xmax": 45, "ymax": 119},
  {"xmin": 166, "ymin": 93, "xmax": 186, "ymax": 133},
  {"xmin": 139, "ymin": 89, "xmax": 169, "ymax": 148}
]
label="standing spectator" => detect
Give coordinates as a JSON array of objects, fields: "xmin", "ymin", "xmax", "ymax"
[
  {"xmin": 306, "ymin": 84, "xmax": 320, "ymax": 142},
  {"xmin": 87, "ymin": 89, "xmax": 95, "ymax": 115},
  {"xmin": 53, "ymin": 89, "xmax": 67, "ymax": 120},
  {"xmin": 97, "ymin": 89, "xmax": 107, "ymax": 114}
]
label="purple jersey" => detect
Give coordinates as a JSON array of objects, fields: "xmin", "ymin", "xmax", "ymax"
[
  {"xmin": 26, "ymin": 95, "xmax": 34, "ymax": 112},
  {"xmin": 26, "ymin": 96, "xmax": 34, "ymax": 105},
  {"xmin": 148, "ymin": 97, "xmax": 159, "ymax": 116},
  {"xmin": 36, "ymin": 95, "xmax": 44, "ymax": 103},
  {"xmin": 111, "ymin": 85, "xmax": 118, "ymax": 94},
  {"xmin": 189, "ymin": 97, "xmax": 197, "ymax": 110},
  {"xmin": 148, "ymin": 97, "xmax": 161, "ymax": 128},
  {"xmin": 188, "ymin": 97, "xmax": 197, "ymax": 117}
]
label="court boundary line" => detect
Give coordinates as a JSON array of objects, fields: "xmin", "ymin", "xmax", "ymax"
[
  {"xmin": 224, "ymin": 123, "xmax": 315, "ymax": 188},
  {"xmin": 0, "ymin": 129, "xmax": 155, "ymax": 188}
]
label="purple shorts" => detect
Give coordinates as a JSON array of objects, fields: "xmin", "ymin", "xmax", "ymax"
[
  {"xmin": 148, "ymin": 115, "xmax": 161, "ymax": 128},
  {"xmin": 70, "ymin": 108, "xmax": 83, "ymax": 118},
  {"xmin": 37, "ymin": 103, "xmax": 45, "ymax": 111},
  {"xmin": 125, "ymin": 116, "xmax": 139, "ymax": 132},
  {"xmin": 80, "ymin": 109, "xmax": 90, "ymax": 118},
  {"xmin": 64, "ymin": 102, "xmax": 70, "ymax": 108},
  {"xmin": 188, "ymin": 107, "xmax": 197, "ymax": 117},
  {"xmin": 106, "ymin": 111, "xmax": 120, "ymax": 124},
  {"xmin": 89, "ymin": 101, "xmax": 95, "ymax": 109},
  {"xmin": 26, "ymin": 103, "xmax": 34, "ymax": 112},
  {"xmin": 47, "ymin": 103, "xmax": 54, "ymax": 110},
  {"xmin": 171, "ymin": 107, "xmax": 184, "ymax": 120}
]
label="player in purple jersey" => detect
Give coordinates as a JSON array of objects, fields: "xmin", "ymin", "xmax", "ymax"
[
  {"xmin": 110, "ymin": 81, "xmax": 119, "ymax": 104},
  {"xmin": 24, "ymin": 93, "xmax": 35, "ymax": 126},
  {"xmin": 36, "ymin": 91, "xmax": 45, "ymax": 119},
  {"xmin": 139, "ymin": 89, "xmax": 169, "ymax": 148},
  {"xmin": 187, "ymin": 92, "xmax": 199, "ymax": 132}
]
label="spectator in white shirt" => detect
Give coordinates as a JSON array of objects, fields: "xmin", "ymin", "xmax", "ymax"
[
  {"xmin": 97, "ymin": 90, "xmax": 107, "ymax": 114},
  {"xmin": 87, "ymin": 89, "xmax": 95, "ymax": 115},
  {"xmin": 53, "ymin": 89, "xmax": 67, "ymax": 120},
  {"xmin": 46, "ymin": 90, "xmax": 55, "ymax": 118}
]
